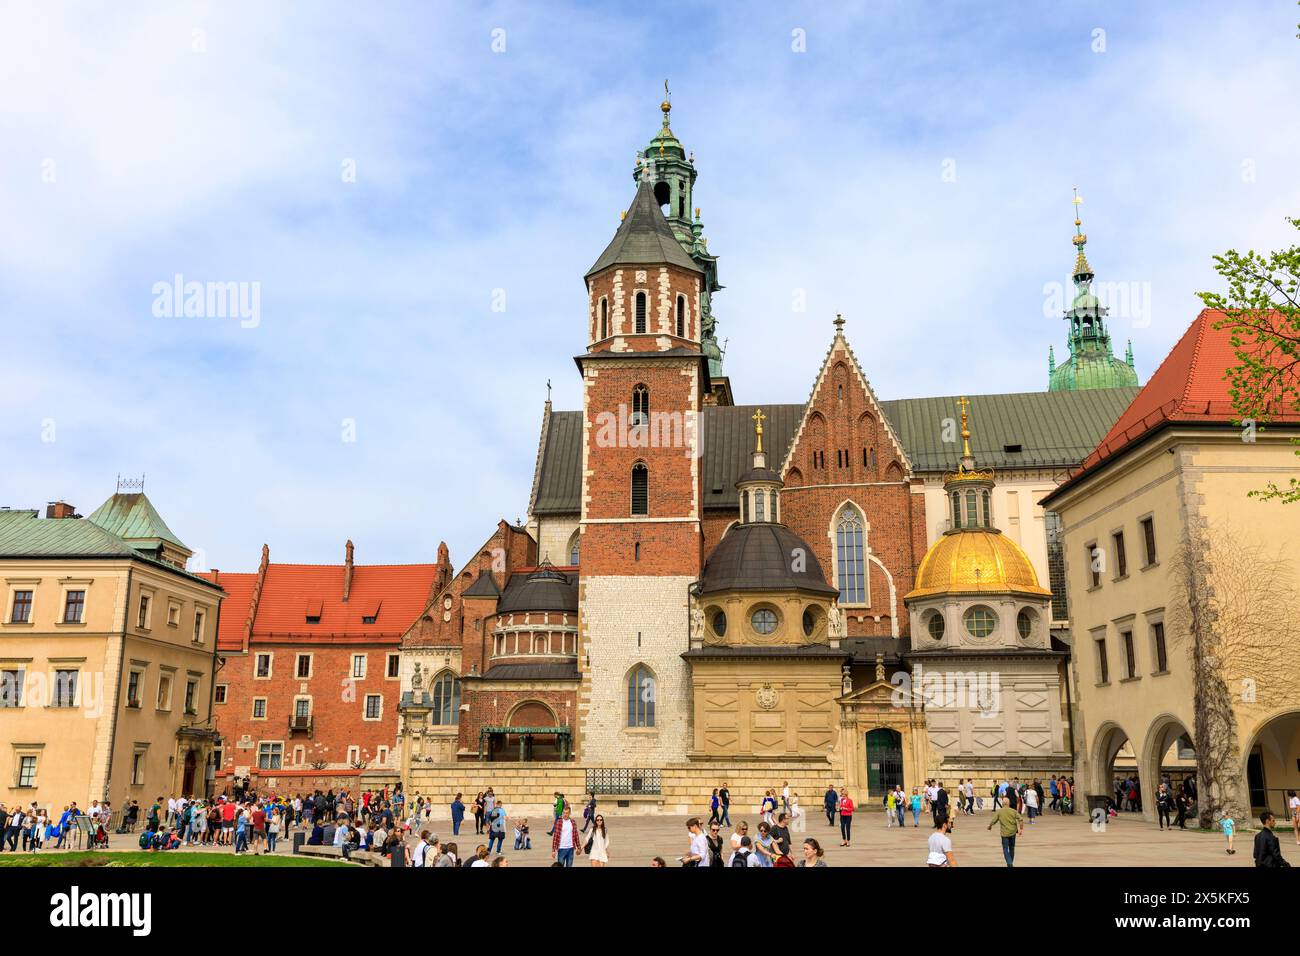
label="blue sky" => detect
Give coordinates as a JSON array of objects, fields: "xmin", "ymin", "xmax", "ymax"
[{"xmin": 2, "ymin": 0, "xmax": 1298, "ymax": 573}]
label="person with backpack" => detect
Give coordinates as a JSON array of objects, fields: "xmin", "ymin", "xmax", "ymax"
[
  {"xmin": 728, "ymin": 835, "xmax": 762, "ymax": 867},
  {"xmin": 581, "ymin": 791, "xmax": 597, "ymax": 833},
  {"xmin": 487, "ymin": 800, "xmax": 508, "ymax": 854}
]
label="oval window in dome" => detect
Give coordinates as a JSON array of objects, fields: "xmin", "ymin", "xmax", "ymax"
[
  {"xmin": 927, "ymin": 613, "xmax": 945, "ymax": 641},
  {"xmin": 712, "ymin": 611, "xmax": 727, "ymax": 637},
  {"xmin": 751, "ymin": 608, "xmax": 778, "ymax": 635},
  {"xmin": 964, "ymin": 606, "xmax": 997, "ymax": 639}
]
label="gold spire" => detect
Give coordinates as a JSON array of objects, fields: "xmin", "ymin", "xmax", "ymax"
[
  {"xmin": 1072, "ymin": 186, "xmax": 1093, "ymax": 276},
  {"xmin": 956, "ymin": 395, "xmax": 972, "ymax": 459},
  {"xmin": 661, "ymin": 79, "xmax": 671, "ymax": 122},
  {"xmin": 752, "ymin": 407, "xmax": 766, "ymax": 454}
]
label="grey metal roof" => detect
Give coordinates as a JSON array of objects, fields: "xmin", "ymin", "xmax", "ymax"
[
  {"xmin": 843, "ymin": 636, "xmax": 913, "ymax": 662},
  {"xmin": 462, "ymin": 572, "xmax": 501, "ymax": 598},
  {"xmin": 698, "ymin": 523, "xmax": 837, "ymax": 597},
  {"xmin": 497, "ymin": 567, "xmax": 578, "ymax": 614},
  {"xmin": 530, "ymin": 410, "xmax": 583, "ymax": 515},
  {"xmin": 702, "ymin": 404, "xmax": 804, "ymax": 508},
  {"xmin": 585, "ymin": 179, "xmax": 703, "ymax": 278},
  {"xmin": 530, "ymin": 389, "xmax": 1137, "ymax": 516},
  {"xmin": 682, "ymin": 645, "xmax": 849, "ymax": 660},
  {"xmin": 472, "ymin": 662, "xmax": 580, "ymax": 681},
  {"xmin": 878, "ymin": 387, "xmax": 1140, "ymax": 472}
]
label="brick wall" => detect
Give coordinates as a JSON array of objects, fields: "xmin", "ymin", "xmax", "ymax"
[{"xmin": 215, "ymin": 642, "xmax": 401, "ymax": 774}]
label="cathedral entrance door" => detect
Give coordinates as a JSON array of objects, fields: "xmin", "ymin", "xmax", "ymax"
[{"xmin": 865, "ymin": 729, "xmax": 903, "ymax": 797}]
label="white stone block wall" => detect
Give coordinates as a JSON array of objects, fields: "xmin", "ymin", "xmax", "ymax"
[{"xmin": 578, "ymin": 575, "xmax": 693, "ymax": 765}]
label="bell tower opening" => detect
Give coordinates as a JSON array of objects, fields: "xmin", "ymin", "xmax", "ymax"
[{"xmin": 654, "ymin": 180, "xmax": 671, "ymax": 209}]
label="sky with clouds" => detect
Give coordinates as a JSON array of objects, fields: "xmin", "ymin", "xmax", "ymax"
[{"xmin": 2, "ymin": 0, "xmax": 1298, "ymax": 574}]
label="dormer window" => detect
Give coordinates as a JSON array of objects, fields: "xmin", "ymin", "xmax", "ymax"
[
  {"xmin": 362, "ymin": 615, "xmax": 377, "ymax": 624},
  {"xmin": 305, "ymin": 614, "xmax": 321, "ymax": 624}
]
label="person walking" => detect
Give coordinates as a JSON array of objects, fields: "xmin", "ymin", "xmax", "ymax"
[
  {"xmin": 705, "ymin": 819, "xmax": 726, "ymax": 867},
  {"xmin": 885, "ymin": 787, "xmax": 897, "ymax": 828},
  {"xmin": 487, "ymin": 800, "xmax": 507, "ymax": 855},
  {"xmin": 546, "ymin": 791, "xmax": 565, "ymax": 836},
  {"xmin": 790, "ymin": 793, "xmax": 805, "ymax": 833},
  {"xmin": 894, "ymin": 785, "xmax": 906, "ymax": 828},
  {"xmin": 586, "ymin": 813, "xmax": 610, "ymax": 867},
  {"xmin": 581, "ymin": 791, "xmax": 598, "ymax": 833},
  {"xmin": 1289, "ymin": 791, "xmax": 1300, "ymax": 845},
  {"xmin": 1220, "ymin": 813, "xmax": 1236, "ymax": 855},
  {"xmin": 927, "ymin": 817, "xmax": 957, "ymax": 867},
  {"xmin": 708, "ymin": 789, "xmax": 721, "ymax": 827},
  {"xmin": 551, "ymin": 806, "xmax": 581, "ymax": 867},
  {"xmin": 824, "ymin": 784, "xmax": 839, "ymax": 827},
  {"xmin": 988, "ymin": 797, "xmax": 1024, "ymax": 866},
  {"xmin": 681, "ymin": 817, "xmax": 708, "ymax": 867},
  {"xmin": 1023, "ymin": 782, "xmax": 1039, "ymax": 825},
  {"xmin": 718, "ymin": 783, "xmax": 731, "ymax": 826},
  {"xmin": 450, "ymin": 792, "xmax": 465, "ymax": 836},
  {"xmin": 837, "ymin": 789, "xmax": 855, "ymax": 847},
  {"xmin": 1253, "ymin": 811, "xmax": 1291, "ymax": 867},
  {"xmin": 1155, "ymin": 784, "xmax": 1173, "ymax": 831},
  {"xmin": 910, "ymin": 787, "xmax": 922, "ymax": 827}
]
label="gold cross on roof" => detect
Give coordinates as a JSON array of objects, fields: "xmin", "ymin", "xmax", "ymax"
[
  {"xmin": 752, "ymin": 407, "xmax": 766, "ymax": 453},
  {"xmin": 956, "ymin": 396, "xmax": 972, "ymax": 459}
]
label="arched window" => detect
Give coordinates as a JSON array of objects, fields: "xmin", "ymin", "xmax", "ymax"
[
  {"xmin": 431, "ymin": 672, "xmax": 461, "ymax": 725},
  {"xmin": 635, "ymin": 291, "xmax": 647, "ymax": 333},
  {"xmin": 981, "ymin": 490, "xmax": 992, "ymax": 528},
  {"xmin": 631, "ymin": 463, "xmax": 649, "ymax": 516},
  {"xmin": 835, "ymin": 505, "xmax": 866, "ymax": 603},
  {"xmin": 567, "ymin": 530, "xmax": 580, "ymax": 566},
  {"xmin": 599, "ymin": 298, "xmax": 608, "ymax": 339},
  {"xmin": 631, "ymin": 384, "xmax": 649, "ymax": 426},
  {"xmin": 627, "ymin": 664, "xmax": 655, "ymax": 727},
  {"xmin": 754, "ymin": 490, "xmax": 765, "ymax": 522},
  {"xmin": 676, "ymin": 296, "xmax": 685, "ymax": 337}
]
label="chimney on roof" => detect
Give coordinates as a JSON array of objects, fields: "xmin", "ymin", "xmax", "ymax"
[
  {"xmin": 343, "ymin": 539, "xmax": 355, "ymax": 602},
  {"xmin": 45, "ymin": 501, "xmax": 77, "ymax": 519}
]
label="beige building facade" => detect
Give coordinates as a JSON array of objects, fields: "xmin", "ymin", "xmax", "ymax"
[
  {"xmin": 0, "ymin": 494, "xmax": 223, "ymax": 815},
  {"xmin": 1044, "ymin": 311, "xmax": 1300, "ymax": 823}
]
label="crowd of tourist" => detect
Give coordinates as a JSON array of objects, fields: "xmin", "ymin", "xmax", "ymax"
[{"xmin": 4, "ymin": 770, "xmax": 1293, "ymax": 867}]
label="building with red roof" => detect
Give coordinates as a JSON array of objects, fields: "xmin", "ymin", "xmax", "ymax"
[
  {"xmin": 1042, "ymin": 309, "xmax": 1300, "ymax": 825},
  {"xmin": 206, "ymin": 540, "xmax": 449, "ymax": 792}
]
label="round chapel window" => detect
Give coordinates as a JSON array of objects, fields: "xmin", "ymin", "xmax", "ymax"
[
  {"xmin": 712, "ymin": 611, "xmax": 727, "ymax": 637},
  {"xmin": 927, "ymin": 614, "xmax": 945, "ymax": 641},
  {"xmin": 751, "ymin": 608, "xmax": 778, "ymax": 635},
  {"xmin": 1016, "ymin": 609, "xmax": 1035, "ymax": 640},
  {"xmin": 964, "ymin": 606, "xmax": 997, "ymax": 640}
]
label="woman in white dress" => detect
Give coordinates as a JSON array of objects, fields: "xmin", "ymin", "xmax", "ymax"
[{"xmin": 587, "ymin": 814, "xmax": 610, "ymax": 867}]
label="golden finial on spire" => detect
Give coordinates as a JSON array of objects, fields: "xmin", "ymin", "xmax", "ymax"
[
  {"xmin": 752, "ymin": 407, "xmax": 766, "ymax": 454},
  {"xmin": 661, "ymin": 79, "xmax": 671, "ymax": 116},
  {"xmin": 1071, "ymin": 186, "xmax": 1087, "ymax": 247},
  {"xmin": 956, "ymin": 395, "xmax": 972, "ymax": 460}
]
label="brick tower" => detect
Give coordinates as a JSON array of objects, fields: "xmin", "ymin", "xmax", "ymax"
[{"xmin": 574, "ymin": 95, "xmax": 713, "ymax": 766}]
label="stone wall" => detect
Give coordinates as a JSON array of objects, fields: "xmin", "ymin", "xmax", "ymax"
[{"xmin": 577, "ymin": 575, "xmax": 694, "ymax": 766}]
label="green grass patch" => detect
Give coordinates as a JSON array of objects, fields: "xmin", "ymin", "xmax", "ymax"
[{"xmin": 0, "ymin": 851, "xmax": 346, "ymax": 868}]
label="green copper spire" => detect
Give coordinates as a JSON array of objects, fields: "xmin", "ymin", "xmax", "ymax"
[
  {"xmin": 1048, "ymin": 189, "xmax": 1140, "ymax": 392},
  {"xmin": 634, "ymin": 84, "xmax": 726, "ymax": 378}
]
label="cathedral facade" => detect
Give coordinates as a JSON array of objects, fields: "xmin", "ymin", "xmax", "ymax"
[{"xmin": 395, "ymin": 97, "xmax": 1142, "ymax": 809}]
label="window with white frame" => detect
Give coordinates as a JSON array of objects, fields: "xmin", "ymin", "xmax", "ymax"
[
  {"xmin": 255, "ymin": 653, "xmax": 272, "ymax": 678},
  {"xmin": 252, "ymin": 697, "xmax": 267, "ymax": 719},
  {"xmin": 352, "ymin": 654, "xmax": 367, "ymax": 680},
  {"xmin": 364, "ymin": 694, "xmax": 382, "ymax": 720},
  {"xmin": 257, "ymin": 742, "xmax": 283, "ymax": 770},
  {"xmin": 386, "ymin": 653, "xmax": 400, "ymax": 679}
]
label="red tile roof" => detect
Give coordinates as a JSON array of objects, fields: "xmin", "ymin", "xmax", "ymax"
[
  {"xmin": 1046, "ymin": 309, "xmax": 1300, "ymax": 500},
  {"xmin": 208, "ymin": 562, "xmax": 441, "ymax": 652}
]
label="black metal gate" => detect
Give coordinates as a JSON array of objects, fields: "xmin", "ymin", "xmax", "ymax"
[{"xmin": 866, "ymin": 729, "xmax": 903, "ymax": 796}]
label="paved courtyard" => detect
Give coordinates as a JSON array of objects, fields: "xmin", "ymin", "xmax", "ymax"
[{"xmin": 33, "ymin": 807, "xmax": 1297, "ymax": 867}]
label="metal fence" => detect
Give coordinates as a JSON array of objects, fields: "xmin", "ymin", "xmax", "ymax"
[{"xmin": 585, "ymin": 768, "xmax": 661, "ymax": 795}]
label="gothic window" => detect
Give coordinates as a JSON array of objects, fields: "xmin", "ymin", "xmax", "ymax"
[
  {"xmin": 599, "ymin": 298, "xmax": 608, "ymax": 339},
  {"xmin": 627, "ymin": 664, "xmax": 655, "ymax": 727},
  {"xmin": 635, "ymin": 291, "xmax": 647, "ymax": 333},
  {"xmin": 769, "ymin": 490, "xmax": 777, "ymax": 522},
  {"xmin": 981, "ymin": 491, "xmax": 991, "ymax": 527},
  {"xmin": 631, "ymin": 462, "xmax": 649, "ymax": 516},
  {"xmin": 567, "ymin": 530, "xmax": 580, "ymax": 566},
  {"xmin": 431, "ymin": 672, "xmax": 461, "ymax": 726},
  {"xmin": 835, "ymin": 505, "xmax": 866, "ymax": 604},
  {"xmin": 631, "ymin": 384, "xmax": 649, "ymax": 426},
  {"xmin": 676, "ymin": 295, "xmax": 685, "ymax": 337},
  {"xmin": 754, "ymin": 490, "xmax": 765, "ymax": 522}
]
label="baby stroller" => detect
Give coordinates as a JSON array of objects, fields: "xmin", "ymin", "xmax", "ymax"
[{"xmin": 93, "ymin": 823, "xmax": 110, "ymax": 848}]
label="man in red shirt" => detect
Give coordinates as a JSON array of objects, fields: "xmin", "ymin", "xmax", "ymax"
[
  {"xmin": 220, "ymin": 799, "xmax": 236, "ymax": 847},
  {"xmin": 252, "ymin": 804, "xmax": 267, "ymax": 853}
]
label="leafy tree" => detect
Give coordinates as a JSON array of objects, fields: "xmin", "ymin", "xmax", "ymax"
[{"xmin": 1198, "ymin": 216, "xmax": 1300, "ymax": 502}]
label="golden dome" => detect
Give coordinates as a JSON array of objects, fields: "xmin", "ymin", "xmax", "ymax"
[{"xmin": 905, "ymin": 529, "xmax": 1051, "ymax": 601}]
